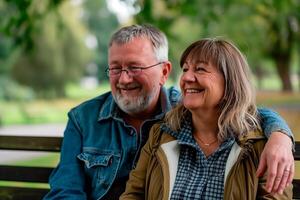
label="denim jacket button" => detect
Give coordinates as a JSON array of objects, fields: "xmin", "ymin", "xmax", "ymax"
[{"xmin": 129, "ymin": 130, "xmax": 134, "ymax": 136}]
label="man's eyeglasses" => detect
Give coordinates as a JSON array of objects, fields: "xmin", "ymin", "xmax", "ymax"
[{"xmin": 106, "ymin": 62, "xmax": 164, "ymax": 77}]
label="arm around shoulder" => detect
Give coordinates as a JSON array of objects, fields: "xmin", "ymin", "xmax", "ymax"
[{"xmin": 258, "ymin": 107, "xmax": 293, "ymax": 140}]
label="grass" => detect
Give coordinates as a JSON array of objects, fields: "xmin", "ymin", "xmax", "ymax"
[
  {"xmin": 0, "ymin": 83, "xmax": 110, "ymax": 125},
  {"xmin": 12, "ymin": 153, "xmax": 59, "ymax": 167},
  {"xmin": 0, "ymin": 181, "xmax": 49, "ymax": 189},
  {"xmin": 257, "ymin": 91, "xmax": 300, "ymax": 107}
]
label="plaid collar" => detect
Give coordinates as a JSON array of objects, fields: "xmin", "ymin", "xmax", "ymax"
[{"xmin": 161, "ymin": 115, "xmax": 235, "ymax": 153}]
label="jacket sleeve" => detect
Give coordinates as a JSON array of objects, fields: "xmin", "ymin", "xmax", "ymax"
[
  {"xmin": 43, "ymin": 111, "xmax": 87, "ymax": 200},
  {"xmin": 256, "ymin": 174, "xmax": 293, "ymax": 199},
  {"xmin": 258, "ymin": 108, "xmax": 294, "ymax": 140},
  {"xmin": 120, "ymin": 124, "xmax": 160, "ymax": 200}
]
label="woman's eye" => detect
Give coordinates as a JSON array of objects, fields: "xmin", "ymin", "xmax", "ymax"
[
  {"xmin": 182, "ymin": 67, "xmax": 188, "ymax": 72},
  {"xmin": 195, "ymin": 66, "xmax": 206, "ymax": 72}
]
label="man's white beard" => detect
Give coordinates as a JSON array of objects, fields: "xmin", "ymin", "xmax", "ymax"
[{"xmin": 113, "ymin": 87, "xmax": 159, "ymax": 115}]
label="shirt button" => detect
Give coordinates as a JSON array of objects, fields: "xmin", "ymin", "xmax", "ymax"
[{"xmin": 129, "ymin": 130, "xmax": 134, "ymax": 136}]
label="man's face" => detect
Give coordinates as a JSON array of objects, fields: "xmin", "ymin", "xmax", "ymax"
[{"xmin": 108, "ymin": 37, "xmax": 170, "ymax": 116}]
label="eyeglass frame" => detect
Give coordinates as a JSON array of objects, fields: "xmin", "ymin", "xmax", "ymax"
[{"xmin": 105, "ymin": 62, "xmax": 165, "ymax": 77}]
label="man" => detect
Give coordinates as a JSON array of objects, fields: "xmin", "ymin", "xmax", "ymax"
[{"xmin": 44, "ymin": 24, "xmax": 294, "ymax": 200}]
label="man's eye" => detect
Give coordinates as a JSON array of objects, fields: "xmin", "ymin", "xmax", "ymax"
[
  {"xmin": 110, "ymin": 68, "xmax": 122, "ymax": 74},
  {"xmin": 128, "ymin": 66, "xmax": 141, "ymax": 72},
  {"xmin": 110, "ymin": 68, "xmax": 122, "ymax": 71}
]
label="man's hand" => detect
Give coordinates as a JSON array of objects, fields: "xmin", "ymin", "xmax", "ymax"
[{"xmin": 256, "ymin": 132, "xmax": 294, "ymax": 194}]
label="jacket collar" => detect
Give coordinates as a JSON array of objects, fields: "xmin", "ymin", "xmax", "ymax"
[
  {"xmin": 97, "ymin": 86, "xmax": 172, "ymax": 122},
  {"xmin": 237, "ymin": 130, "xmax": 265, "ymax": 145}
]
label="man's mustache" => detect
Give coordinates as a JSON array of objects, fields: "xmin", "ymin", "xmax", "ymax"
[{"xmin": 117, "ymin": 83, "xmax": 141, "ymax": 90}]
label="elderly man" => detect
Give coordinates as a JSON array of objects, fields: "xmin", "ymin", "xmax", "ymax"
[{"xmin": 44, "ymin": 24, "xmax": 294, "ymax": 200}]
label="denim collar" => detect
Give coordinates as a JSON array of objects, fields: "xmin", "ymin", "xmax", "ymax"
[{"xmin": 97, "ymin": 87, "xmax": 172, "ymax": 122}]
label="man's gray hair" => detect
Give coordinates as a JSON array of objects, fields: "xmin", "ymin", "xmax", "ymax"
[{"xmin": 109, "ymin": 24, "xmax": 168, "ymax": 62}]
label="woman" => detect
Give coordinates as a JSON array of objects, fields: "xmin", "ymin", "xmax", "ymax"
[{"xmin": 120, "ymin": 38, "xmax": 292, "ymax": 199}]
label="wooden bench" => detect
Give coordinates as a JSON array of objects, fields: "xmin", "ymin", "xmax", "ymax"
[
  {"xmin": 0, "ymin": 135, "xmax": 299, "ymax": 199},
  {"xmin": 0, "ymin": 136, "xmax": 61, "ymax": 200}
]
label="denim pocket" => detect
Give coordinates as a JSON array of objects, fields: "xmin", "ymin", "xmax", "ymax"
[
  {"xmin": 78, "ymin": 152, "xmax": 112, "ymax": 168},
  {"xmin": 77, "ymin": 149, "xmax": 121, "ymax": 190}
]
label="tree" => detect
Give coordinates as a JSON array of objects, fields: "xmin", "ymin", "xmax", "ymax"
[
  {"xmin": 0, "ymin": 0, "xmax": 64, "ymax": 50},
  {"xmin": 81, "ymin": 0, "xmax": 119, "ymax": 82},
  {"xmin": 252, "ymin": 0, "xmax": 300, "ymax": 91},
  {"xmin": 129, "ymin": 0, "xmax": 300, "ymax": 91},
  {"xmin": 11, "ymin": 1, "xmax": 91, "ymax": 97}
]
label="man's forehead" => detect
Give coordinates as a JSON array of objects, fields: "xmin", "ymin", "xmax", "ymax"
[
  {"xmin": 108, "ymin": 39, "xmax": 156, "ymax": 62},
  {"xmin": 110, "ymin": 36, "xmax": 151, "ymax": 46}
]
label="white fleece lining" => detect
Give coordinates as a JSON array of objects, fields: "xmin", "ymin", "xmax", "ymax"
[
  {"xmin": 160, "ymin": 140, "xmax": 180, "ymax": 200},
  {"xmin": 224, "ymin": 142, "xmax": 242, "ymax": 185}
]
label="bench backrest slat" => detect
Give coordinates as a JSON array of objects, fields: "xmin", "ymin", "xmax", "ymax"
[
  {"xmin": 0, "ymin": 136, "xmax": 61, "ymax": 152},
  {"xmin": 0, "ymin": 186, "xmax": 49, "ymax": 200},
  {"xmin": 295, "ymin": 141, "xmax": 300, "ymax": 160},
  {"xmin": 0, "ymin": 166, "xmax": 53, "ymax": 183},
  {"xmin": 294, "ymin": 180, "xmax": 300, "ymax": 199}
]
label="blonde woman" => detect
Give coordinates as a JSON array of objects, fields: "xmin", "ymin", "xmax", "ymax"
[{"xmin": 120, "ymin": 38, "xmax": 293, "ymax": 199}]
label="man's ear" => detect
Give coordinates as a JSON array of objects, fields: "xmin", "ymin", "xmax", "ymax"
[{"xmin": 160, "ymin": 61, "xmax": 172, "ymax": 86}]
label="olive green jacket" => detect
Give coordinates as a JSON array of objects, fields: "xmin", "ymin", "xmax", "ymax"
[{"xmin": 120, "ymin": 124, "xmax": 293, "ymax": 200}]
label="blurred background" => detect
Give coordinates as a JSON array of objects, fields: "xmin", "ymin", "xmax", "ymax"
[{"xmin": 0, "ymin": 0, "xmax": 299, "ymax": 181}]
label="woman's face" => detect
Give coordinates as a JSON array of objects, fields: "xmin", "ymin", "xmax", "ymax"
[{"xmin": 180, "ymin": 59, "xmax": 225, "ymax": 113}]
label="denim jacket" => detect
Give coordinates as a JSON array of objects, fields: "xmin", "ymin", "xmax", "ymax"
[{"xmin": 43, "ymin": 86, "xmax": 293, "ymax": 200}]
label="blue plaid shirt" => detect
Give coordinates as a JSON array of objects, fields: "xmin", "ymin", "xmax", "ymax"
[{"xmin": 161, "ymin": 117, "xmax": 235, "ymax": 200}]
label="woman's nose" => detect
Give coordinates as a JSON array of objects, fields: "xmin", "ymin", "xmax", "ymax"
[{"xmin": 181, "ymin": 70, "xmax": 196, "ymax": 82}]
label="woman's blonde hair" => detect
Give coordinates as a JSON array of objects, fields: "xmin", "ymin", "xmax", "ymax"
[{"xmin": 165, "ymin": 38, "xmax": 261, "ymax": 141}]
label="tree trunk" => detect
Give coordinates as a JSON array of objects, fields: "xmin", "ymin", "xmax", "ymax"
[
  {"xmin": 274, "ymin": 55, "xmax": 293, "ymax": 91},
  {"xmin": 268, "ymin": 17, "xmax": 294, "ymax": 92},
  {"xmin": 253, "ymin": 65, "xmax": 264, "ymax": 90}
]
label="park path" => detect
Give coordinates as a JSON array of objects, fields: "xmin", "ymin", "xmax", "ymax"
[{"xmin": 0, "ymin": 123, "xmax": 65, "ymax": 164}]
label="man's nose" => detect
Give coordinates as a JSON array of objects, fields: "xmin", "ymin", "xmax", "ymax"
[{"xmin": 118, "ymin": 70, "xmax": 133, "ymax": 84}]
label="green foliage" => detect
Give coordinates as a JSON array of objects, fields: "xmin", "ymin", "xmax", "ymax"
[
  {"xmin": 0, "ymin": 0, "xmax": 64, "ymax": 49},
  {"xmin": 0, "ymin": 36, "xmax": 14, "ymax": 74},
  {"xmin": 81, "ymin": 0, "xmax": 119, "ymax": 82},
  {"xmin": 0, "ymin": 76, "xmax": 34, "ymax": 101},
  {"xmin": 132, "ymin": 0, "xmax": 300, "ymax": 91},
  {"xmin": 10, "ymin": 1, "xmax": 91, "ymax": 98}
]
